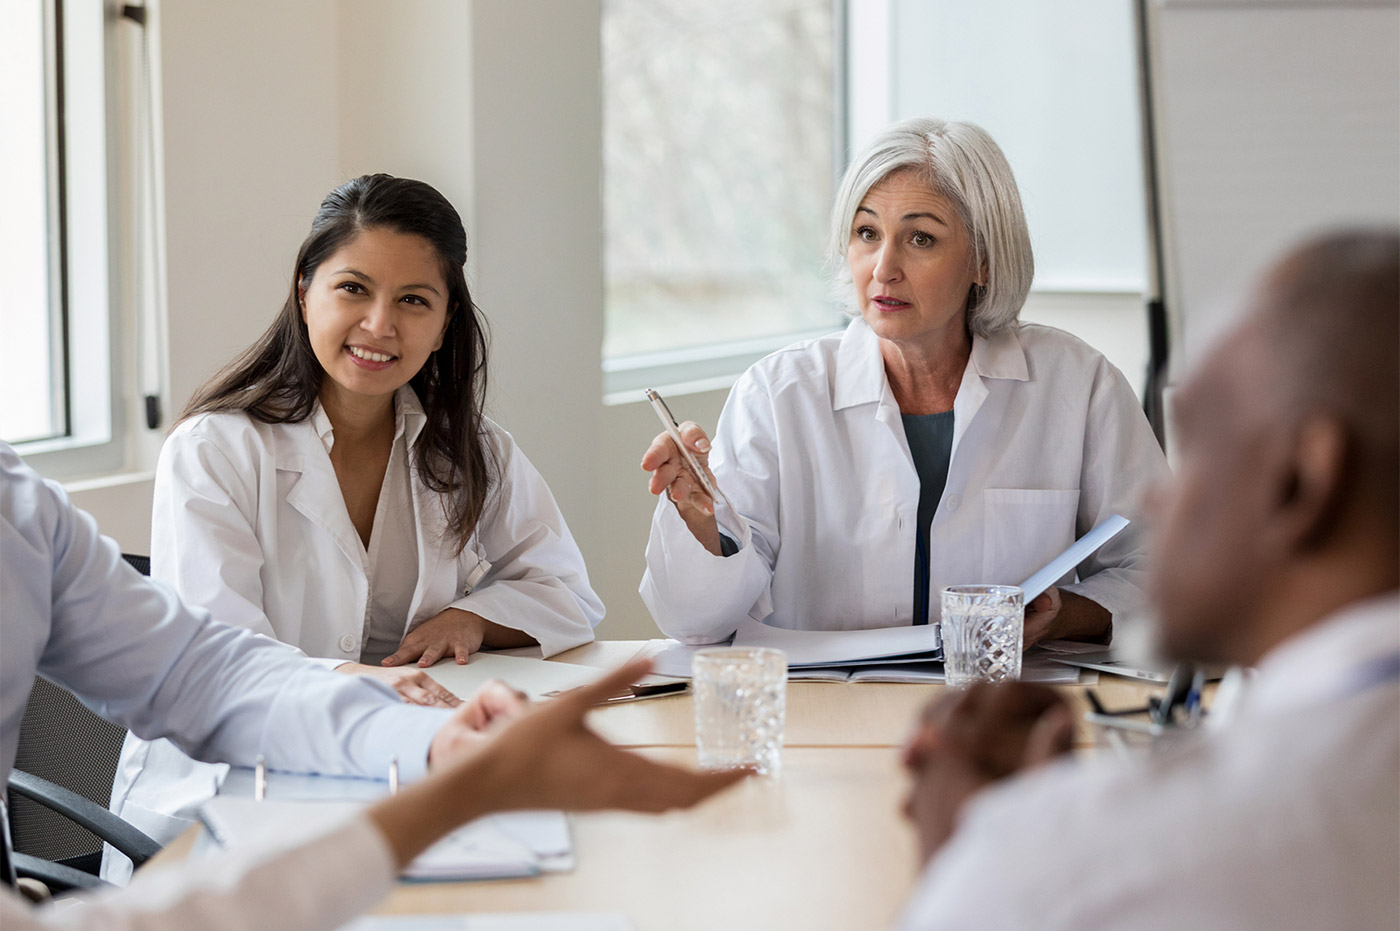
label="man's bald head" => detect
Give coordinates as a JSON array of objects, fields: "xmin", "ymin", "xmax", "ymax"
[
  {"xmin": 1151, "ymin": 229, "xmax": 1399, "ymax": 665},
  {"xmin": 1252, "ymin": 230, "xmax": 1399, "ymax": 512}
]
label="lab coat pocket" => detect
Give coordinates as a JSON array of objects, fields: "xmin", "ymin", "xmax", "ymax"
[{"xmin": 982, "ymin": 489, "xmax": 1080, "ymax": 587}]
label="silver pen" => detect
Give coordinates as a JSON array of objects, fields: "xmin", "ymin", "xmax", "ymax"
[
  {"xmin": 644, "ymin": 388, "xmax": 726, "ymax": 510},
  {"xmin": 254, "ymin": 755, "xmax": 267, "ymax": 801},
  {"xmin": 388, "ymin": 756, "xmax": 400, "ymax": 795}
]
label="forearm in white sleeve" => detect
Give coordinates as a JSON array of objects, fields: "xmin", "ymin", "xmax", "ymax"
[
  {"xmin": 639, "ymin": 499, "xmax": 772, "ymax": 643},
  {"xmin": 444, "ymin": 427, "xmax": 602, "ymax": 658},
  {"xmin": 40, "ymin": 474, "xmax": 450, "ymax": 783},
  {"xmin": 0, "ymin": 815, "xmax": 394, "ymax": 931}
]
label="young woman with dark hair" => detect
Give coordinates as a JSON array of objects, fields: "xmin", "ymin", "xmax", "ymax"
[{"xmin": 103, "ymin": 175, "xmax": 601, "ymax": 878}]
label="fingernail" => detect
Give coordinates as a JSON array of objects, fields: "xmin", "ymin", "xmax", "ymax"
[{"xmin": 695, "ymin": 438, "xmax": 710, "ymax": 452}]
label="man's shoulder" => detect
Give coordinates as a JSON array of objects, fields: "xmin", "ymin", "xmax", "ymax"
[{"xmin": 907, "ymin": 698, "xmax": 1398, "ymax": 929}]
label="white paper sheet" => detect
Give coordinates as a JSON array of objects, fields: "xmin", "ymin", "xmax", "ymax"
[
  {"xmin": 1017, "ymin": 513, "xmax": 1130, "ymax": 601},
  {"xmin": 199, "ymin": 797, "xmax": 562, "ymax": 881},
  {"xmin": 733, "ymin": 617, "xmax": 941, "ymax": 666},
  {"xmin": 423, "ymin": 651, "xmax": 605, "ymax": 702},
  {"xmin": 212, "ymin": 770, "xmax": 574, "ymax": 879}
]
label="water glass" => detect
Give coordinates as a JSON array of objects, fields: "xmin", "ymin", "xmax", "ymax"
[
  {"xmin": 692, "ymin": 647, "xmax": 787, "ymax": 775},
  {"xmin": 940, "ymin": 585, "xmax": 1024, "ymax": 688}
]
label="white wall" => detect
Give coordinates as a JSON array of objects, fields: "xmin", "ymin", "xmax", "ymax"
[{"xmin": 1151, "ymin": 0, "xmax": 1400, "ymax": 370}]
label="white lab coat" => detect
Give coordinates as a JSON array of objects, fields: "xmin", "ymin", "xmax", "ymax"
[
  {"xmin": 641, "ymin": 318, "xmax": 1167, "ymax": 643},
  {"xmin": 107, "ymin": 387, "xmax": 601, "ymax": 867}
]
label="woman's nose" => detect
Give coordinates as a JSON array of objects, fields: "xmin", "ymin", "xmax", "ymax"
[
  {"xmin": 873, "ymin": 244, "xmax": 901, "ymax": 283},
  {"xmin": 362, "ymin": 300, "xmax": 397, "ymax": 337}
]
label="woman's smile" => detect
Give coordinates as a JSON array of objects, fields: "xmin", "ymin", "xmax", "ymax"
[{"xmin": 345, "ymin": 344, "xmax": 399, "ymax": 370}]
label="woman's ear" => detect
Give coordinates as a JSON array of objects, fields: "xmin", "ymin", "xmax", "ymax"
[{"xmin": 297, "ymin": 276, "xmax": 309, "ymax": 322}]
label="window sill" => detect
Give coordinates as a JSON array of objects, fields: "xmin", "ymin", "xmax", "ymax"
[{"xmin": 602, "ymin": 325, "xmax": 843, "ymax": 406}]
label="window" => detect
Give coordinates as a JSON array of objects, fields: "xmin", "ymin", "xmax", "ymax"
[
  {"xmin": 1, "ymin": 1, "xmax": 61, "ymax": 444},
  {"xmin": 3, "ymin": 0, "xmax": 123, "ymax": 473},
  {"xmin": 602, "ymin": 0, "xmax": 845, "ymax": 395}
]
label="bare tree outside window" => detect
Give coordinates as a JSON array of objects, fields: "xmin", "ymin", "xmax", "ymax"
[{"xmin": 603, "ymin": 0, "xmax": 842, "ymax": 360}]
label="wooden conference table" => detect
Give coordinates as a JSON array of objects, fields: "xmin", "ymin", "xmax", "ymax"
[{"xmin": 159, "ymin": 641, "xmax": 1169, "ymax": 931}]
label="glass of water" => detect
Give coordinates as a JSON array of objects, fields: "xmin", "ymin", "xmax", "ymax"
[
  {"xmin": 940, "ymin": 585, "xmax": 1024, "ymax": 688},
  {"xmin": 692, "ymin": 647, "xmax": 787, "ymax": 775}
]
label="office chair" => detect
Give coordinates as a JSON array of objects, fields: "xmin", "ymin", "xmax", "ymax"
[{"xmin": 4, "ymin": 553, "xmax": 163, "ymax": 893}]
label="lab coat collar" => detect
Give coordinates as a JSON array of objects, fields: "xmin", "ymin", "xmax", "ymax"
[
  {"xmin": 831, "ymin": 317, "xmax": 1029, "ymax": 413},
  {"xmin": 1243, "ymin": 591, "xmax": 1400, "ymax": 717},
  {"xmin": 282, "ymin": 386, "xmax": 431, "ymax": 575},
  {"xmin": 308, "ymin": 386, "xmax": 429, "ymax": 455}
]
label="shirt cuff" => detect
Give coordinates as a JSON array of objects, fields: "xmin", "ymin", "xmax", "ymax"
[{"xmin": 356, "ymin": 704, "xmax": 454, "ymax": 783}]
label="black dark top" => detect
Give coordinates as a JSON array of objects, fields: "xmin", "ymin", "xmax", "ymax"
[{"xmin": 902, "ymin": 411, "xmax": 955, "ymax": 625}]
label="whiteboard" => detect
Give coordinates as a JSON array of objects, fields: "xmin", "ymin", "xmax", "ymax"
[{"xmin": 1151, "ymin": 0, "xmax": 1400, "ymax": 371}]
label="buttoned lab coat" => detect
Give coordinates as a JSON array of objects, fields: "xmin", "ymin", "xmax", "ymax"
[
  {"xmin": 641, "ymin": 319, "xmax": 1168, "ymax": 643},
  {"xmin": 108, "ymin": 388, "xmax": 602, "ymax": 858}
]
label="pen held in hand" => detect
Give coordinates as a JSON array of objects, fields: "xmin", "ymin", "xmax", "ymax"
[{"xmin": 644, "ymin": 388, "xmax": 725, "ymax": 509}]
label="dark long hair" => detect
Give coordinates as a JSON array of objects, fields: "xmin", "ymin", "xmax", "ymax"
[{"xmin": 182, "ymin": 174, "xmax": 493, "ymax": 554}]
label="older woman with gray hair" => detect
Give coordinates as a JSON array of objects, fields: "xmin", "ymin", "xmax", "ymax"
[{"xmin": 639, "ymin": 117, "xmax": 1167, "ymax": 647}]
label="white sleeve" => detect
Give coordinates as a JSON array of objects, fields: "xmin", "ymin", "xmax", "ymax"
[
  {"xmin": 29, "ymin": 459, "xmax": 449, "ymax": 783},
  {"xmin": 1058, "ymin": 356, "xmax": 1170, "ymax": 624},
  {"xmin": 0, "ymin": 816, "xmax": 394, "ymax": 931},
  {"xmin": 639, "ymin": 369, "xmax": 780, "ymax": 643},
  {"xmin": 152, "ymin": 424, "xmax": 279, "ymax": 641},
  {"xmin": 446, "ymin": 427, "xmax": 602, "ymax": 658}
]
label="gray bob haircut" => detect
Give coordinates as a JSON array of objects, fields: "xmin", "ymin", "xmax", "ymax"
[{"xmin": 829, "ymin": 117, "xmax": 1034, "ymax": 338}]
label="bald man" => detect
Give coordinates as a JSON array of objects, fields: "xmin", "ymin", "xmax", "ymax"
[{"xmin": 896, "ymin": 229, "xmax": 1400, "ymax": 930}]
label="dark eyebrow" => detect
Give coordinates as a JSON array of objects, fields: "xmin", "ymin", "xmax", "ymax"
[
  {"xmin": 333, "ymin": 268, "xmax": 441, "ymax": 296},
  {"xmin": 854, "ymin": 206, "xmax": 951, "ymax": 228}
]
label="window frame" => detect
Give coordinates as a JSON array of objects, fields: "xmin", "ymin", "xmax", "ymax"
[{"xmin": 15, "ymin": 0, "xmax": 125, "ymax": 479}]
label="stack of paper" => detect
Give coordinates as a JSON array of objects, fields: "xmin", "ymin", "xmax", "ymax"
[
  {"xmin": 422, "ymin": 651, "xmax": 605, "ymax": 702},
  {"xmin": 647, "ymin": 514, "xmax": 1129, "ymax": 683},
  {"xmin": 206, "ymin": 770, "xmax": 573, "ymax": 882}
]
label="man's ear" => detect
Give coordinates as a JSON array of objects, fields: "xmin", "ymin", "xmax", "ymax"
[{"xmin": 1273, "ymin": 414, "xmax": 1349, "ymax": 553}]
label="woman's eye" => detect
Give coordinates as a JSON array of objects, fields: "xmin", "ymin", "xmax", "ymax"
[
  {"xmin": 337, "ymin": 281, "xmax": 365, "ymax": 294},
  {"xmin": 854, "ymin": 226, "xmax": 878, "ymax": 242},
  {"xmin": 911, "ymin": 232, "xmax": 935, "ymax": 247},
  {"xmin": 401, "ymin": 294, "xmax": 429, "ymax": 307}
]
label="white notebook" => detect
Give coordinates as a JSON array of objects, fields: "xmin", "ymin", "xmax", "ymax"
[{"xmin": 199, "ymin": 796, "xmax": 571, "ymax": 882}]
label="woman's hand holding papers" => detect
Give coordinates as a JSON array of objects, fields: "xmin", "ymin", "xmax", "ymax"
[
  {"xmin": 902, "ymin": 683, "xmax": 1074, "ymax": 863},
  {"xmin": 379, "ymin": 659, "xmax": 750, "ymax": 869}
]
